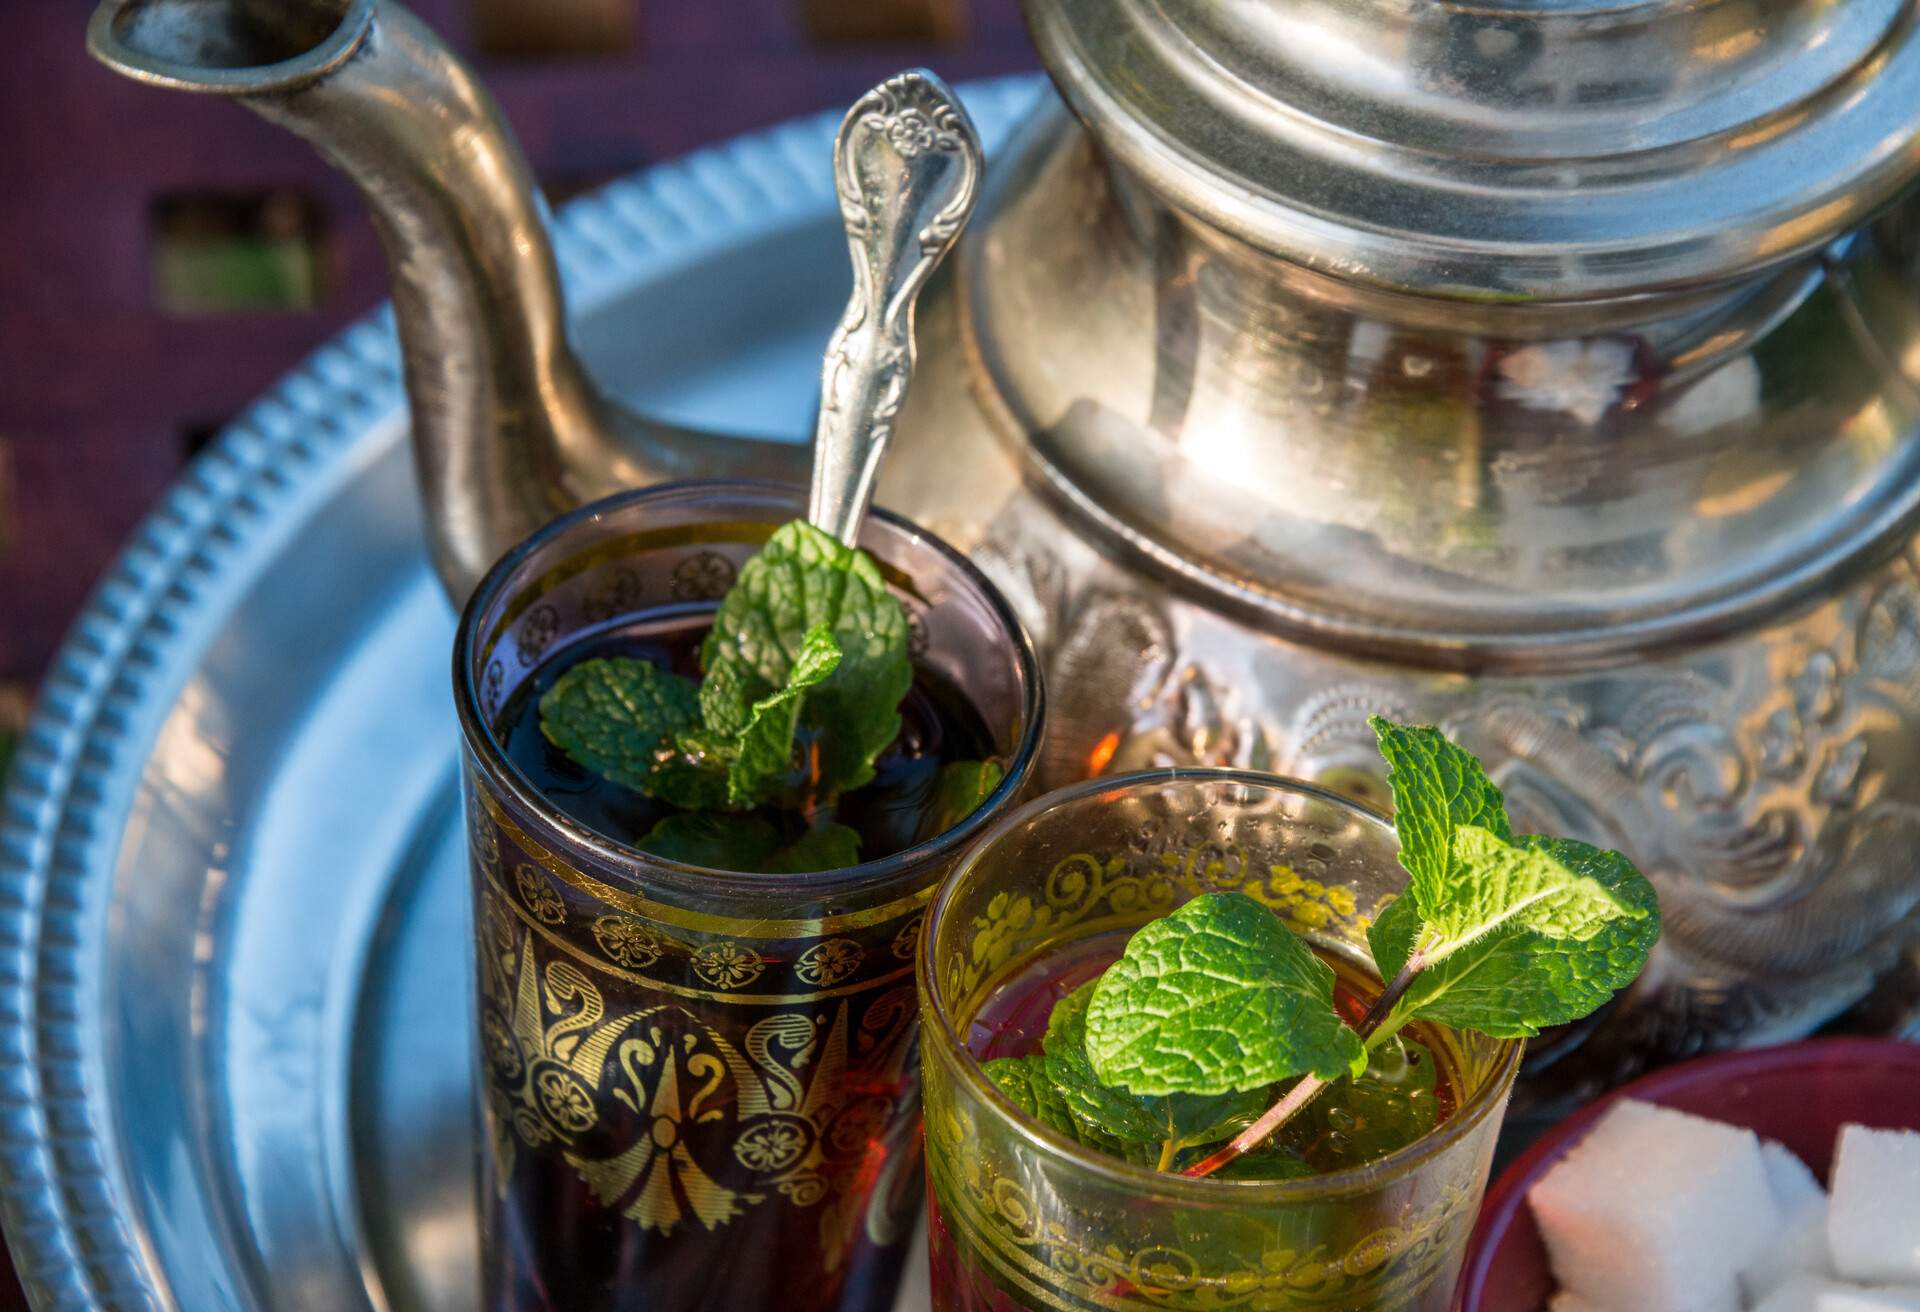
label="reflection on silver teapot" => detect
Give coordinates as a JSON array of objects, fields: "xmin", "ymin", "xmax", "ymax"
[{"xmin": 88, "ymin": 0, "xmax": 1920, "ymax": 1102}]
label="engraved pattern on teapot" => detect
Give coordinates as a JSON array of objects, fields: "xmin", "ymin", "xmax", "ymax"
[{"xmin": 1001, "ymin": 524, "xmax": 1920, "ymax": 1099}]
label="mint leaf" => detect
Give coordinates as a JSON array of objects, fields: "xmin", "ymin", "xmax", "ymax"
[
  {"xmin": 638, "ymin": 813, "xmax": 860, "ymax": 874},
  {"xmin": 1043, "ymin": 982, "xmax": 1167, "ymax": 1145},
  {"xmin": 1421, "ymin": 824, "xmax": 1646, "ymax": 958},
  {"xmin": 1370, "ymin": 835, "xmax": 1661, "ymax": 1037},
  {"xmin": 540, "ymin": 657, "xmax": 701, "ymax": 790},
  {"xmin": 773, "ymin": 821, "xmax": 863, "ymax": 873},
  {"xmin": 1370, "ymin": 716, "xmax": 1512, "ymax": 910},
  {"xmin": 915, "ymin": 759, "xmax": 1005, "ymax": 843},
  {"xmin": 701, "ymin": 521, "xmax": 911, "ymax": 802},
  {"xmin": 1363, "ymin": 892, "xmax": 1424, "ymax": 990},
  {"xmin": 1084, "ymin": 893, "xmax": 1365, "ymax": 1097},
  {"xmin": 982, "ymin": 1055, "xmax": 1081, "ymax": 1140},
  {"xmin": 720, "ymin": 622, "xmax": 841, "ymax": 808},
  {"xmin": 1039, "ymin": 982, "xmax": 1256, "ymax": 1159},
  {"xmin": 647, "ymin": 738, "xmax": 734, "ymax": 812}
]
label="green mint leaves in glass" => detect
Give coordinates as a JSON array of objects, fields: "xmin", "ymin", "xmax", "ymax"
[
  {"xmin": 978, "ymin": 717, "xmax": 1660, "ymax": 1181},
  {"xmin": 535, "ymin": 519, "xmax": 999, "ymax": 872}
]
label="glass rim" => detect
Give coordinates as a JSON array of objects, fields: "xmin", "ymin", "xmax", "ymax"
[
  {"xmin": 452, "ymin": 478, "xmax": 1047, "ymax": 902},
  {"xmin": 919, "ymin": 766, "xmax": 1526, "ymax": 1203}
]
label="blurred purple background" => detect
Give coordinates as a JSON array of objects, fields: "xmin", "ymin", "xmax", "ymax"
[{"xmin": 0, "ymin": 0, "xmax": 1035, "ymax": 730}]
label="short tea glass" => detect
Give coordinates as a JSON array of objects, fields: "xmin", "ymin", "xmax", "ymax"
[
  {"xmin": 918, "ymin": 770, "xmax": 1523, "ymax": 1312},
  {"xmin": 454, "ymin": 482, "xmax": 1044, "ymax": 1312}
]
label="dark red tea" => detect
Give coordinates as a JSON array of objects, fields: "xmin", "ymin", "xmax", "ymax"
[
  {"xmin": 479, "ymin": 607, "xmax": 999, "ymax": 1312},
  {"xmin": 495, "ymin": 605, "xmax": 997, "ymax": 863}
]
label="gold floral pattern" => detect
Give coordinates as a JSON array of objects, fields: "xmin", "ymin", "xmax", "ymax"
[
  {"xmin": 733, "ymin": 1121, "xmax": 806, "ymax": 1172},
  {"xmin": 482, "ymin": 1012, "xmax": 521, "ymax": 1080},
  {"xmin": 471, "ymin": 806, "xmax": 501, "ymax": 870},
  {"xmin": 671, "ymin": 550, "xmax": 736, "ymax": 601},
  {"xmin": 516, "ymin": 864, "xmax": 567, "ymax": 925},
  {"xmin": 947, "ymin": 846, "xmax": 1379, "ymax": 1005},
  {"xmin": 536, "ymin": 1066, "xmax": 597, "ymax": 1132},
  {"xmin": 476, "ymin": 920, "xmax": 917, "ymax": 1252},
  {"xmin": 947, "ymin": 851, "xmax": 1177, "ymax": 1002},
  {"xmin": 592, "ymin": 914, "xmax": 664, "ymax": 969},
  {"xmin": 889, "ymin": 914, "xmax": 923, "ymax": 961},
  {"xmin": 466, "ymin": 781, "xmax": 931, "ymax": 1271},
  {"xmin": 690, "ymin": 941, "xmax": 766, "ymax": 990},
  {"xmin": 795, "ymin": 938, "xmax": 864, "ymax": 987}
]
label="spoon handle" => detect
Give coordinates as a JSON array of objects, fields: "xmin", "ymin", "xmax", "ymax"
[{"xmin": 808, "ymin": 70, "xmax": 984, "ymax": 547}]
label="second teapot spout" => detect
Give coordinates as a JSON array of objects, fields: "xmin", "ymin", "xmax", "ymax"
[{"xmin": 88, "ymin": 0, "xmax": 804, "ymax": 602}]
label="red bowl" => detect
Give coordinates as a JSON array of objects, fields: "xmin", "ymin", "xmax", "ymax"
[{"xmin": 1453, "ymin": 1038, "xmax": 1920, "ymax": 1312}]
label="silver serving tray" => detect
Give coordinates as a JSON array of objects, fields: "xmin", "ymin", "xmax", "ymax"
[{"xmin": 0, "ymin": 77, "xmax": 1046, "ymax": 1312}]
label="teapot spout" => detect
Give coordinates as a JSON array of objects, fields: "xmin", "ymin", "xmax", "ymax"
[{"xmin": 87, "ymin": 0, "xmax": 804, "ymax": 601}]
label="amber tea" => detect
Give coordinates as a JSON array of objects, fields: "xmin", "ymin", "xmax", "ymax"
[{"xmin": 919, "ymin": 717, "xmax": 1657, "ymax": 1312}]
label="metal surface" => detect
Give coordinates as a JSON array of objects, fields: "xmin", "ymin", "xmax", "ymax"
[
  {"xmin": 87, "ymin": 0, "xmax": 805, "ymax": 603},
  {"xmin": 76, "ymin": 0, "xmax": 1920, "ymax": 1227},
  {"xmin": 809, "ymin": 71, "xmax": 982, "ymax": 547},
  {"xmin": 943, "ymin": 106, "xmax": 1920, "ymax": 662},
  {"xmin": 1030, "ymin": 0, "xmax": 1920, "ymax": 299},
  {"xmin": 0, "ymin": 80, "xmax": 1042, "ymax": 1311}
]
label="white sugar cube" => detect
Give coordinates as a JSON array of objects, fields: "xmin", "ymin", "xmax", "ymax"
[
  {"xmin": 1764, "ymin": 1140, "xmax": 1828, "ymax": 1217},
  {"xmin": 1530, "ymin": 1099, "xmax": 1777, "ymax": 1312},
  {"xmin": 1755, "ymin": 1277, "xmax": 1833, "ymax": 1312},
  {"xmin": 1745, "ymin": 1141, "xmax": 1834, "ymax": 1301},
  {"xmin": 1817, "ymin": 1285, "xmax": 1920, "ymax": 1311},
  {"xmin": 1745, "ymin": 1200, "xmax": 1835, "ymax": 1302},
  {"xmin": 1756, "ymin": 1279, "xmax": 1920, "ymax": 1312},
  {"xmin": 1829, "ymin": 1126, "xmax": 1920, "ymax": 1283}
]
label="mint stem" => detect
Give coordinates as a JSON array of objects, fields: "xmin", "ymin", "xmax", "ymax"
[{"xmin": 1180, "ymin": 947, "xmax": 1427, "ymax": 1179}]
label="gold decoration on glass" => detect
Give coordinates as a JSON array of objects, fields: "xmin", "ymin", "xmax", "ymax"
[
  {"xmin": 925, "ymin": 1060, "xmax": 1478, "ymax": 1312},
  {"xmin": 515, "ymin": 862, "xmax": 567, "ymax": 925},
  {"xmin": 691, "ymin": 941, "xmax": 768, "ymax": 990},
  {"xmin": 592, "ymin": 914, "xmax": 665, "ymax": 969},
  {"xmin": 796, "ymin": 938, "xmax": 866, "ymax": 987},
  {"xmin": 889, "ymin": 913, "xmax": 924, "ymax": 961},
  {"xmin": 477, "ymin": 920, "xmax": 920, "ymax": 1252}
]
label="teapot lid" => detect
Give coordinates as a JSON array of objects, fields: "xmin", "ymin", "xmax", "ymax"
[{"xmin": 1028, "ymin": 0, "xmax": 1920, "ymax": 299}]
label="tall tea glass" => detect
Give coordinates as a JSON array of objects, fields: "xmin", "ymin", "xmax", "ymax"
[
  {"xmin": 918, "ymin": 771, "xmax": 1523, "ymax": 1312},
  {"xmin": 454, "ymin": 482, "xmax": 1044, "ymax": 1312}
]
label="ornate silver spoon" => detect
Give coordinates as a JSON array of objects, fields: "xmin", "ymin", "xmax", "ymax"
[{"xmin": 807, "ymin": 70, "xmax": 984, "ymax": 547}]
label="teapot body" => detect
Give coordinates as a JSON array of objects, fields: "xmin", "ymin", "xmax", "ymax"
[{"xmin": 879, "ymin": 102, "xmax": 1920, "ymax": 1101}]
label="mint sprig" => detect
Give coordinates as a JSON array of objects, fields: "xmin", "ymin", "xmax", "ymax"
[
  {"xmin": 1365, "ymin": 833, "xmax": 1661, "ymax": 1039},
  {"xmin": 701, "ymin": 520, "xmax": 912, "ymax": 800},
  {"xmin": 545, "ymin": 620, "xmax": 843, "ymax": 814},
  {"xmin": 535, "ymin": 519, "xmax": 1001, "ymax": 874},
  {"xmin": 986, "ymin": 717, "xmax": 1660, "ymax": 1180}
]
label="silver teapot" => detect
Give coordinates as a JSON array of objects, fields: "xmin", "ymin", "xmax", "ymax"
[{"xmin": 88, "ymin": 0, "xmax": 1920, "ymax": 1102}]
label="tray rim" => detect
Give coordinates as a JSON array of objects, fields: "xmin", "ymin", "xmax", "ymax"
[{"xmin": 0, "ymin": 74, "xmax": 1046, "ymax": 1311}]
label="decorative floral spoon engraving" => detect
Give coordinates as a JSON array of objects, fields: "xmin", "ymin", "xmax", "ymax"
[{"xmin": 808, "ymin": 70, "xmax": 984, "ymax": 546}]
